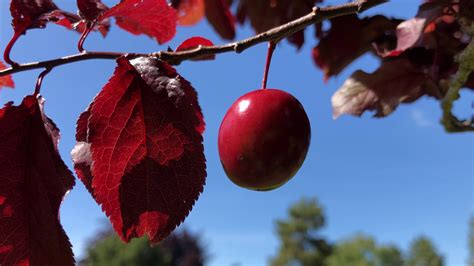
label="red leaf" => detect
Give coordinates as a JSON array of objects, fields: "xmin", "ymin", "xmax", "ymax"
[
  {"xmin": 204, "ymin": 0, "xmax": 235, "ymax": 40},
  {"xmin": 0, "ymin": 95, "xmax": 75, "ymax": 266},
  {"xmin": 332, "ymin": 59, "xmax": 430, "ymax": 118},
  {"xmin": 77, "ymin": 0, "xmax": 109, "ymax": 21},
  {"xmin": 73, "ymin": 110, "xmax": 94, "ymax": 196},
  {"xmin": 0, "ymin": 61, "xmax": 14, "ymax": 90},
  {"xmin": 75, "ymin": 0, "xmax": 111, "ymax": 37},
  {"xmin": 380, "ymin": 1, "xmax": 471, "ymax": 96},
  {"xmin": 75, "ymin": 20, "xmax": 111, "ymax": 38},
  {"xmin": 176, "ymin": 37, "xmax": 215, "ymax": 60},
  {"xmin": 236, "ymin": 0, "xmax": 320, "ymax": 48},
  {"xmin": 9, "ymin": 0, "xmax": 109, "ymax": 39},
  {"xmin": 390, "ymin": 2, "xmax": 443, "ymax": 55},
  {"xmin": 10, "ymin": 0, "xmax": 57, "ymax": 33},
  {"xmin": 175, "ymin": 0, "xmax": 205, "ymax": 26},
  {"xmin": 72, "ymin": 57, "xmax": 206, "ymax": 244},
  {"xmin": 101, "ymin": 0, "xmax": 178, "ymax": 44},
  {"xmin": 392, "ymin": 17, "xmax": 429, "ymax": 54},
  {"xmin": 459, "ymin": 0, "xmax": 474, "ymax": 21},
  {"xmin": 10, "ymin": 0, "xmax": 81, "ymax": 34},
  {"xmin": 287, "ymin": 31, "xmax": 305, "ymax": 50},
  {"xmin": 313, "ymin": 15, "xmax": 400, "ymax": 80}
]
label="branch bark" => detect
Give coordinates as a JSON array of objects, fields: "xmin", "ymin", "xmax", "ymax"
[
  {"xmin": 441, "ymin": 17, "xmax": 474, "ymax": 132},
  {"xmin": 0, "ymin": 0, "xmax": 387, "ymax": 77}
]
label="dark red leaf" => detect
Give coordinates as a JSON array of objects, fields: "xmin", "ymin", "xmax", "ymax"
[
  {"xmin": 0, "ymin": 95, "xmax": 75, "ymax": 266},
  {"xmin": 390, "ymin": 2, "xmax": 444, "ymax": 55},
  {"xmin": 171, "ymin": 0, "xmax": 181, "ymax": 7},
  {"xmin": 332, "ymin": 59, "xmax": 430, "ymax": 118},
  {"xmin": 204, "ymin": 0, "xmax": 235, "ymax": 40},
  {"xmin": 9, "ymin": 0, "xmax": 109, "ymax": 39},
  {"xmin": 75, "ymin": 0, "xmax": 111, "ymax": 37},
  {"xmin": 72, "ymin": 110, "xmax": 94, "ymax": 196},
  {"xmin": 391, "ymin": 18, "xmax": 428, "ymax": 55},
  {"xmin": 75, "ymin": 20, "xmax": 111, "ymax": 38},
  {"xmin": 77, "ymin": 0, "xmax": 109, "ymax": 21},
  {"xmin": 10, "ymin": 0, "xmax": 81, "ymax": 34},
  {"xmin": 313, "ymin": 15, "xmax": 401, "ymax": 80},
  {"xmin": 0, "ymin": 61, "xmax": 14, "ymax": 90},
  {"xmin": 175, "ymin": 0, "xmax": 205, "ymax": 26},
  {"xmin": 287, "ymin": 31, "xmax": 305, "ymax": 50},
  {"xmin": 72, "ymin": 56, "xmax": 206, "ymax": 244},
  {"xmin": 176, "ymin": 37, "xmax": 215, "ymax": 60},
  {"xmin": 392, "ymin": 7, "xmax": 470, "ymax": 89},
  {"xmin": 101, "ymin": 0, "xmax": 178, "ymax": 44},
  {"xmin": 10, "ymin": 0, "xmax": 57, "ymax": 33},
  {"xmin": 459, "ymin": 0, "xmax": 474, "ymax": 21},
  {"xmin": 236, "ymin": 0, "xmax": 320, "ymax": 48}
]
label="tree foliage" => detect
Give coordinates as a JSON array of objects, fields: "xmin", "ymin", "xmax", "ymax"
[
  {"xmin": 81, "ymin": 227, "xmax": 205, "ymax": 266},
  {"xmin": 406, "ymin": 237, "xmax": 444, "ymax": 266},
  {"xmin": 271, "ymin": 198, "xmax": 445, "ymax": 266},
  {"xmin": 376, "ymin": 245, "xmax": 405, "ymax": 266},
  {"xmin": 269, "ymin": 198, "xmax": 332, "ymax": 266},
  {"xmin": 326, "ymin": 236, "xmax": 404, "ymax": 266}
]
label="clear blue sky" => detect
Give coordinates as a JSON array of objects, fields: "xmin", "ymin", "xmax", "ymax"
[{"xmin": 1, "ymin": 1, "xmax": 473, "ymax": 265}]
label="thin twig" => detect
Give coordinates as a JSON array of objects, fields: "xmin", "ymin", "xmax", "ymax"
[
  {"xmin": 0, "ymin": 52, "xmax": 134, "ymax": 76},
  {"xmin": 0, "ymin": 0, "xmax": 387, "ymax": 78}
]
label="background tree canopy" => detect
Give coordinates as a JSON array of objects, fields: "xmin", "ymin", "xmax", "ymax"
[
  {"xmin": 270, "ymin": 198, "xmax": 447, "ymax": 266},
  {"xmin": 269, "ymin": 198, "xmax": 332, "ymax": 266},
  {"xmin": 80, "ymin": 197, "xmax": 462, "ymax": 266},
  {"xmin": 80, "ymin": 227, "xmax": 206, "ymax": 266}
]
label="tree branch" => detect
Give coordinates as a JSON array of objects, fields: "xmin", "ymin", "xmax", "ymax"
[
  {"xmin": 441, "ymin": 17, "xmax": 474, "ymax": 132},
  {"xmin": 0, "ymin": 0, "xmax": 387, "ymax": 77}
]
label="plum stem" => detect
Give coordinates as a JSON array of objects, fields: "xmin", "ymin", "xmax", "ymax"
[{"xmin": 262, "ymin": 42, "xmax": 276, "ymax": 90}]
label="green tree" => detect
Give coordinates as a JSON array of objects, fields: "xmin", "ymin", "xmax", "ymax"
[
  {"xmin": 376, "ymin": 245, "xmax": 404, "ymax": 266},
  {"xmin": 468, "ymin": 216, "xmax": 474, "ymax": 266},
  {"xmin": 270, "ymin": 198, "xmax": 447, "ymax": 266},
  {"xmin": 406, "ymin": 236, "xmax": 443, "ymax": 266},
  {"xmin": 269, "ymin": 198, "xmax": 332, "ymax": 266},
  {"xmin": 326, "ymin": 235, "xmax": 376, "ymax": 266},
  {"xmin": 326, "ymin": 235, "xmax": 403, "ymax": 266},
  {"xmin": 80, "ymin": 228, "xmax": 205, "ymax": 266}
]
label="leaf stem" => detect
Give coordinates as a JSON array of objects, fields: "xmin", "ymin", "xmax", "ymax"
[
  {"xmin": 3, "ymin": 31, "xmax": 22, "ymax": 67},
  {"xmin": 78, "ymin": 22, "xmax": 95, "ymax": 53},
  {"xmin": 34, "ymin": 68, "xmax": 53, "ymax": 96},
  {"xmin": 262, "ymin": 42, "xmax": 276, "ymax": 90}
]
